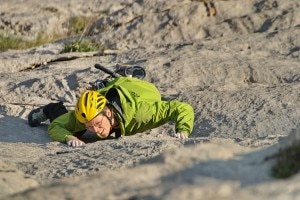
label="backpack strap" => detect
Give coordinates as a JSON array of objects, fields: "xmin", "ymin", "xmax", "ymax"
[{"xmin": 105, "ymin": 88, "xmax": 124, "ymax": 117}]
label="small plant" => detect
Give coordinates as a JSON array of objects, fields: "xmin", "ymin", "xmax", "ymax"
[
  {"xmin": 271, "ymin": 141, "xmax": 300, "ymax": 179},
  {"xmin": 63, "ymin": 39, "xmax": 105, "ymax": 53}
]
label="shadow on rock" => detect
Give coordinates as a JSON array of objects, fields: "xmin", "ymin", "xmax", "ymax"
[{"xmin": 0, "ymin": 116, "xmax": 51, "ymax": 144}]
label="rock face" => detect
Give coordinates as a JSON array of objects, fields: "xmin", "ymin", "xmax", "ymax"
[
  {"xmin": 0, "ymin": 160, "xmax": 38, "ymax": 197},
  {"xmin": 0, "ymin": 0, "xmax": 300, "ymax": 199},
  {"xmin": 0, "ymin": 0, "xmax": 127, "ymax": 41},
  {"xmin": 1, "ymin": 0, "xmax": 299, "ymax": 49}
]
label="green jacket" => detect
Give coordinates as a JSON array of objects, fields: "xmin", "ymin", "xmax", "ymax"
[{"xmin": 48, "ymin": 77, "xmax": 194, "ymax": 143}]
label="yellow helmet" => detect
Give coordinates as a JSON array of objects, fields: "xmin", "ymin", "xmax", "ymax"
[{"xmin": 75, "ymin": 90, "xmax": 107, "ymax": 123}]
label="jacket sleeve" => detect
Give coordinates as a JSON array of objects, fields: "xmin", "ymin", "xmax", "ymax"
[
  {"xmin": 161, "ymin": 100, "xmax": 194, "ymax": 135},
  {"xmin": 48, "ymin": 111, "xmax": 86, "ymax": 143},
  {"xmin": 128, "ymin": 100, "xmax": 194, "ymax": 136}
]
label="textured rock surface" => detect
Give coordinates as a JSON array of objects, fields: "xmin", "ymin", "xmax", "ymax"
[{"xmin": 0, "ymin": 0, "xmax": 300, "ymax": 199}]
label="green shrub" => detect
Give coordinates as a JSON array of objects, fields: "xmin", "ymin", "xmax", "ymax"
[
  {"xmin": 271, "ymin": 141, "xmax": 300, "ymax": 178},
  {"xmin": 0, "ymin": 33, "xmax": 23, "ymax": 51},
  {"xmin": 68, "ymin": 16, "xmax": 91, "ymax": 35},
  {"xmin": 0, "ymin": 15, "xmax": 96, "ymax": 51},
  {"xmin": 0, "ymin": 32, "xmax": 59, "ymax": 51}
]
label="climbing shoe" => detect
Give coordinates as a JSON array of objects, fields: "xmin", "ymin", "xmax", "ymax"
[{"xmin": 28, "ymin": 106, "xmax": 48, "ymax": 127}]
